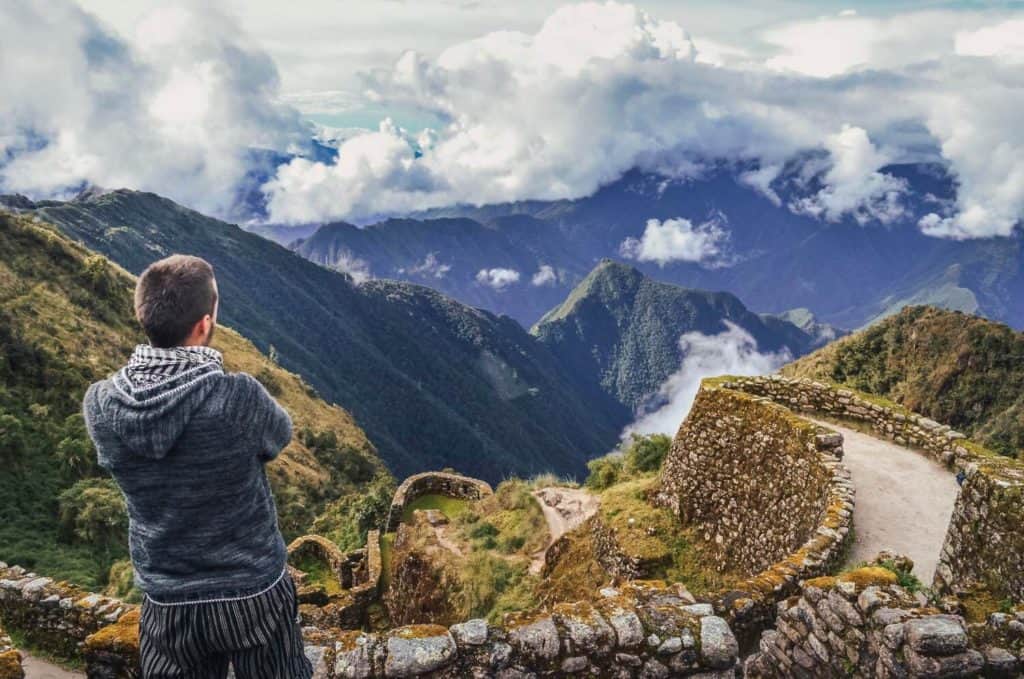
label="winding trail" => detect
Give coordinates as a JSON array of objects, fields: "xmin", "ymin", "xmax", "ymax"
[
  {"xmin": 806, "ymin": 417, "xmax": 960, "ymax": 582},
  {"xmin": 22, "ymin": 655, "xmax": 84, "ymax": 679},
  {"xmin": 529, "ymin": 487, "xmax": 599, "ymax": 574}
]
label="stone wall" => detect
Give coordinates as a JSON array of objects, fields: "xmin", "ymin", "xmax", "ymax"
[
  {"xmin": 743, "ymin": 565, "xmax": 1022, "ymax": 678},
  {"xmin": 722, "ymin": 374, "xmax": 1024, "ymax": 603},
  {"xmin": 651, "ymin": 383, "xmax": 855, "ymax": 649},
  {"xmin": 655, "ymin": 385, "xmax": 849, "ymax": 576},
  {"xmin": 0, "ymin": 561, "xmax": 135, "ymax": 661},
  {"xmin": 327, "ymin": 580, "xmax": 738, "ymax": 678},
  {"xmin": 289, "ymin": 531, "xmax": 383, "ymax": 630},
  {"xmin": 0, "ymin": 619, "xmax": 22, "ymax": 679},
  {"xmin": 384, "ymin": 472, "xmax": 493, "ymax": 533}
]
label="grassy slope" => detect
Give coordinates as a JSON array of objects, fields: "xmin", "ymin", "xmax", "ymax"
[
  {"xmin": 0, "ymin": 211, "xmax": 391, "ymax": 588},
  {"xmin": 783, "ymin": 305, "xmax": 1024, "ymax": 459}
]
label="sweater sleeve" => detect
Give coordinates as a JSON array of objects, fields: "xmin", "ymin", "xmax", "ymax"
[{"xmin": 231, "ymin": 373, "xmax": 293, "ymax": 462}]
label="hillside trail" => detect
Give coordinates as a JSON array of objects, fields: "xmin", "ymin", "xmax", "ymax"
[
  {"xmin": 805, "ymin": 417, "xmax": 960, "ymax": 583},
  {"xmin": 529, "ymin": 487, "xmax": 600, "ymax": 575},
  {"xmin": 21, "ymin": 655, "xmax": 84, "ymax": 679}
]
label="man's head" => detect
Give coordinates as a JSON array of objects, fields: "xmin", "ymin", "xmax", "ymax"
[{"xmin": 135, "ymin": 255, "xmax": 219, "ymax": 348}]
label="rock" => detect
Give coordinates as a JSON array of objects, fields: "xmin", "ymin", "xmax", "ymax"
[
  {"xmin": 699, "ymin": 616, "xmax": 738, "ymax": 669},
  {"xmin": 606, "ymin": 609, "xmax": 644, "ymax": 648},
  {"xmin": 384, "ymin": 628, "xmax": 457, "ymax": 678},
  {"xmin": 508, "ymin": 617, "xmax": 559, "ymax": 662},
  {"xmin": 904, "ymin": 616, "xmax": 968, "ymax": 656},
  {"xmin": 305, "ymin": 645, "xmax": 331, "ymax": 679},
  {"xmin": 489, "ymin": 642, "xmax": 513, "ymax": 669},
  {"xmin": 681, "ymin": 603, "xmax": 714, "ymax": 616},
  {"xmin": 560, "ymin": 656, "xmax": 588, "ymax": 673},
  {"xmin": 450, "ymin": 619, "xmax": 488, "ymax": 646},
  {"xmin": 334, "ymin": 635, "xmax": 379, "ymax": 679},
  {"xmin": 904, "ymin": 646, "xmax": 983, "ymax": 678},
  {"xmin": 982, "ymin": 646, "xmax": 1018, "ymax": 677},
  {"xmin": 656, "ymin": 637, "xmax": 682, "ymax": 655},
  {"xmin": 640, "ymin": 658, "xmax": 669, "ymax": 678}
]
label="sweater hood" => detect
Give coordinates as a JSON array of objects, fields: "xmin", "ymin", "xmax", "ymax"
[{"xmin": 95, "ymin": 363, "xmax": 225, "ymax": 459}]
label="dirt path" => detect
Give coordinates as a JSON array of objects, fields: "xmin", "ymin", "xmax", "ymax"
[
  {"xmin": 22, "ymin": 655, "xmax": 85, "ymax": 679},
  {"xmin": 806, "ymin": 417, "xmax": 960, "ymax": 583},
  {"xmin": 529, "ymin": 487, "xmax": 599, "ymax": 574}
]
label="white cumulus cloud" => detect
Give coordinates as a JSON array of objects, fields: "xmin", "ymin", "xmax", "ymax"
[
  {"xmin": 0, "ymin": 1, "xmax": 308, "ymax": 219},
  {"xmin": 620, "ymin": 217, "xmax": 727, "ymax": 266},
  {"xmin": 331, "ymin": 251, "xmax": 373, "ymax": 285},
  {"xmin": 476, "ymin": 267, "xmax": 521, "ymax": 290},
  {"xmin": 625, "ymin": 321, "xmax": 790, "ymax": 437},
  {"xmin": 790, "ymin": 125, "xmax": 907, "ymax": 225},
  {"xmin": 400, "ymin": 252, "xmax": 452, "ymax": 279},
  {"xmin": 531, "ymin": 264, "xmax": 558, "ymax": 286}
]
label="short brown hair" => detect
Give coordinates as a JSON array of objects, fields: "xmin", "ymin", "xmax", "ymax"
[{"xmin": 135, "ymin": 255, "xmax": 218, "ymax": 348}]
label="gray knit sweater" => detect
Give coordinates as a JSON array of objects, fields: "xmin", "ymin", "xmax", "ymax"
[{"xmin": 83, "ymin": 357, "xmax": 292, "ymax": 602}]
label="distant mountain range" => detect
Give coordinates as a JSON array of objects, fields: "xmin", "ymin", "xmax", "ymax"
[
  {"xmin": 3, "ymin": 190, "xmax": 627, "ymax": 483},
  {"xmin": 532, "ymin": 260, "xmax": 837, "ymax": 411},
  {"xmin": 784, "ymin": 306, "xmax": 1024, "ymax": 460},
  {"xmin": 280, "ymin": 165, "xmax": 1024, "ymax": 330}
]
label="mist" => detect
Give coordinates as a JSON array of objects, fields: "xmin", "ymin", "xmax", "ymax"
[{"xmin": 624, "ymin": 321, "xmax": 790, "ymax": 437}]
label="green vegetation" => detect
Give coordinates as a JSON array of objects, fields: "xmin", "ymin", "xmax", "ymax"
[
  {"xmin": 29, "ymin": 189, "xmax": 628, "ymax": 482},
  {"xmin": 401, "ymin": 494, "xmax": 470, "ymax": 524},
  {"xmin": 784, "ymin": 305, "xmax": 1024, "ymax": 459},
  {"xmin": 596, "ymin": 477, "xmax": 735, "ymax": 595},
  {"xmin": 291, "ymin": 553, "xmax": 342, "ymax": 597},
  {"xmin": 532, "ymin": 259, "xmax": 828, "ymax": 411},
  {"xmin": 0, "ymin": 212, "xmax": 390, "ymax": 590},
  {"xmin": 585, "ymin": 433, "xmax": 671, "ymax": 490}
]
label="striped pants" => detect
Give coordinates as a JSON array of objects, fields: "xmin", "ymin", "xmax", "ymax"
[{"xmin": 139, "ymin": 572, "xmax": 312, "ymax": 679}]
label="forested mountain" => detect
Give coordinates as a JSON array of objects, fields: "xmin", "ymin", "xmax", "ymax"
[
  {"xmin": 784, "ymin": 306, "xmax": 1024, "ymax": 459},
  {"xmin": 532, "ymin": 260, "xmax": 835, "ymax": 411},
  {"xmin": 0, "ymin": 211, "xmax": 390, "ymax": 589},
  {"xmin": 285, "ymin": 166, "xmax": 1024, "ymax": 330},
  {"xmin": 5, "ymin": 190, "xmax": 628, "ymax": 482}
]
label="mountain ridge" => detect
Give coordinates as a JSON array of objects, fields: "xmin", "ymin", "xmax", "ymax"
[
  {"xmin": 5, "ymin": 189, "xmax": 628, "ymax": 483},
  {"xmin": 532, "ymin": 259, "xmax": 835, "ymax": 412}
]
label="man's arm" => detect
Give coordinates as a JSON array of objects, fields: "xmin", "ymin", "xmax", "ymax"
[{"xmin": 231, "ymin": 374, "xmax": 293, "ymax": 462}]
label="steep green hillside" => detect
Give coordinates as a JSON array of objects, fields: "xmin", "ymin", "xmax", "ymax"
[
  {"xmin": 11, "ymin": 190, "xmax": 627, "ymax": 482},
  {"xmin": 784, "ymin": 306, "xmax": 1024, "ymax": 459},
  {"xmin": 532, "ymin": 260, "xmax": 834, "ymax": 411},
  {"xmin": 0, "ymin": 211, "xmax": 391, "ymax": 589}
]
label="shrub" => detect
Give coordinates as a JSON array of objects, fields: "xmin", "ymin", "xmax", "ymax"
[{"xmin": 585, "ymin": 454, "xmax": 623, "ymax": 490}]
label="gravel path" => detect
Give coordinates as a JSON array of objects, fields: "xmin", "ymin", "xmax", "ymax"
[
  {"xmin": 807, "ymin": 417, "xmax": 961, "ymax": 582},
  {"xmin": 530, "ymin": 487, "xmax": 599, "ymax": 574},
  {"xmin": 22, "ymin": 655, "xmax": 84, "ymax": 679}
]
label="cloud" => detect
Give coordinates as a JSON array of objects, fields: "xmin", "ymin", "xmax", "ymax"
[
  {"xmin": 475, "ymin": 267, "xmax": 521, "ymax": 290},
  {"xmin": 790, "ymin": 125, "xmax": 907, "ymax": 225},
  {"xmin": 624, "ymin": 321, "xmax": 790, "ymax": 437},
  {"xmin": 620, "ymin": 217, "xmax": 727, "ymax": 266},
  {"xmin": 4, "ymin": 2, "xmax": 1024, "ymax": 239},
  {"xmin": 0, "ymin": 1, "xmax": 309, "ymax": 219},
  {"xmin": 257, "ymin": 3, "xmax": 1024, "ymax": 238},
  {"xmin": 531, "ymin": 264, "xmax": 557, "ymax": 286},
  {"xmin": 331, "ymin": 251, "xmax": 373, "ymax": 284},
  {"xmin": 400, "ymin": 252, "xmax": 452, "ymax": 278}
]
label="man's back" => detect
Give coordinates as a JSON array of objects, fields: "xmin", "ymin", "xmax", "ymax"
[{"xmin": 84, "ymin": 347, "xmax": 292, "ymax": 602}]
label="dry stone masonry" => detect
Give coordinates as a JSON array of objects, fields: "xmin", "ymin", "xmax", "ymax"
[
  {"xmin": 288, "ymin": 531, "xmax": 383, "ymax": 629},
  {"xmin": 0, "ymin": 560, "xmax": 135, "ymax": 662},
  {"xmin": 653, "ymin": 384, "xmax": 855, "ymax": 647},
  {"xmin": 744, "ymin": 564, "xmax": 1023, "ymax": 678},
  {"xmin": 327, "ymin": 580, "xmax": 738, "ymax": 678},
  {"xmin": 722, "ymin": 374, "xmax": 1024, "ymax": 603},
  {"xmin": 384, "ymin": 472, "xmax": 493, "ymax": 533}
]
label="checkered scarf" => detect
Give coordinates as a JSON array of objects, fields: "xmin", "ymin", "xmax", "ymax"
[{"xmin": 124, "ymin": 345, "xmax": 224, "ymax": 388}]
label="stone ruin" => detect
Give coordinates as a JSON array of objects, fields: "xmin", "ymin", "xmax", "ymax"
[{"xmin": 1, "ymin": 377, "xmax": 1022, "ymax": 677}]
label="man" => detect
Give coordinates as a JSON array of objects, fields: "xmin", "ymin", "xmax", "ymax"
[{"xmin": 83, "ymin": 255, "xmax": 312, "ymax": 679}]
